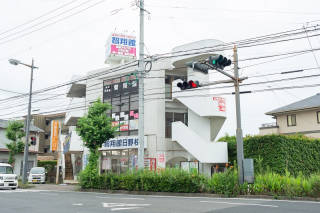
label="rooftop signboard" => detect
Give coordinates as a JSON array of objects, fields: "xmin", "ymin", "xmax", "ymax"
[{"xmin": 105, "ymin": 33, "xmax": 136, "ymax": 64}]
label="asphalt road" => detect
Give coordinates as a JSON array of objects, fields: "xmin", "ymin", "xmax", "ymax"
[{"xmin": 1, "ymin": 188, "xmax": 320, "ymax": 213}]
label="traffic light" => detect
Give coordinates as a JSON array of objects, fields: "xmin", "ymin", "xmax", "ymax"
[
  {"xmin": 30, "ymin": 136, "xmax": 36, "ymax": 145},
  {"xmin": 208, "ymin": 55, "xmax": 232, "ymax": 70},
  {"xmin": 186, "ymin": 61, "xmax": 211, "ymax": 74},
  {"xmin": 177, "ymin": 80, "xmax": 200, "ymax": 90}
]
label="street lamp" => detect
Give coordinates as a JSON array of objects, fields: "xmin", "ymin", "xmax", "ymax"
[{"xmin": 8, "ymin": 58, "xmax": 38, "ymax": 184}]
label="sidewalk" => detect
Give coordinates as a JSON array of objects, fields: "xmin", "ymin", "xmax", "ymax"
[{"xmin": 30, "ymin": 183, "xmax": 80, "ymax": 191}]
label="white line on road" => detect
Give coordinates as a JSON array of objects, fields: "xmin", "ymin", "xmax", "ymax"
[
  {"xmin": 200, "ymin": 200, "xmax": 279, "ymax": 208},
  {"xmin": 72, "ymin": 203, "xmax": 83, "ymax": 206},
  {"xmin": 96, "ymin": 196, "xmax": 112, "ymax": 199},
  {"xmin": 39, "ymin": 193, "xmax": 59, "ymax": 196},
  {"xmin": 97, "ymin": 196, "xmax": 145, "ymax": 200},
  {"xmin": 111, "ymin": 207, "xmax": 141, "ymax": 211},
  {"xmin": 103, "ymin": 203, "xmax": 150, "ymax": 208}
]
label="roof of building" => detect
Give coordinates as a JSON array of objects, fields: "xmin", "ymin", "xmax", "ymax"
[
  {"xmin": 0, "ymin": 119, "xmax": 44, "ymax": 132},
  {"xmin": 266, "ymin": 93, "xmax": 320, "ymax": 115}
]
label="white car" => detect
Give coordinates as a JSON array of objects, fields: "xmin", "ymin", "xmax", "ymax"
[
  {"xmin": 28, "ymin": 167, "xmax": 46, "ymax": 184},
  {"xmin": 0, "ymin": 163, "xmax": 18, "ymax": 190}
]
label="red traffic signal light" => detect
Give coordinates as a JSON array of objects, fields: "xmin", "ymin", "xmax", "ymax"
[
  {"xmin": 30, "ymin": 136, "xmax": 36, "ymax": 145},
  {"xmin": 177, "ymin": 80, "xmax": 200, "ymax": 90}
]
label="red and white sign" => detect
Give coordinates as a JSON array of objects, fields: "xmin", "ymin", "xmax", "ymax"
[
  {"xmin": 157, "ymin": 152, "xmax": 166, "ymax": 169},
  {"xmin": 213, "ymin": 97, "xmax": 226, "ymax": 112}
]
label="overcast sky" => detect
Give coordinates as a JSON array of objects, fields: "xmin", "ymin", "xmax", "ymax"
[{"xmin": 0, "ymin": 0, "xmax": 320, "ymax": 139}]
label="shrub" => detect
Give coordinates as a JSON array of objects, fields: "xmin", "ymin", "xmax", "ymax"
[
  {"xmin": 219, "ymin": 134, "xmax": 320, "ymax": 176},
  {"xmin": 208, "ymin": 169, "xmax": 239, "ymax": 197}
]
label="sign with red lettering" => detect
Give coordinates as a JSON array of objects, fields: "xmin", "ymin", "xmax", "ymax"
[{"xmin": 213, "ymin": 97, "xmax": 226, "ymax": 112}]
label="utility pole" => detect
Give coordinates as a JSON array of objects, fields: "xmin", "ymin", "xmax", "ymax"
[
  {"xmin": 233, "ymin": 45, "xmax": 244, "ymax": 184},
  {"xmin": 23, "ymin": 58, "xmax": 34, "ymax": 184},
  {"xmin": 137, "ymin": 0, "xmax": 145, "ymax": 169}
]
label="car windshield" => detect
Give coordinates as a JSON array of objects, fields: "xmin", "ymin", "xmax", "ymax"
[
  {"xmin": 30, "ymin": 167, "xmax": 45, "ymax": 174},
  {"xmin": 0, "ymin": 166, "xmax": 14, "ymax": 174}
]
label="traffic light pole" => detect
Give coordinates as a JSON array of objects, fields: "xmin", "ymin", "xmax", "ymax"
[
  {"xmin": 233, "ymin": 45, "xmax": 244, "ymax": 184},
  {"xmin": 137, "ymin": 0, "xmax": 145, "ymax": 170},
  {"xmin": 204, "ymin": 46, "xmax": 245, "ymax": 184}
]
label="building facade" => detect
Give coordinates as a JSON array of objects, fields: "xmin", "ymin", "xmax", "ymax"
[
  {"xmin": 260, "ymin": 93, "xmax": 320, "ymax": 138},
  {"xmin": 0, "ymin": 119, "xmax": 43, "ymax": 176},
  {"xmin": 65, "ymin": 39, "xmax": 229, "ymax": 177}
]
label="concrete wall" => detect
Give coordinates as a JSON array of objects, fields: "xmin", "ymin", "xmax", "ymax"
[
  {"xmin": 0, "ymin": 152, "xmax": 37, "ymax": 177},
  {"xmin": 259, "ymin": 127, "xmax": 280, "ymax": 135}
]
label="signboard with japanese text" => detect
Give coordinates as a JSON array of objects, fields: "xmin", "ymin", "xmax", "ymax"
[
  {"xmin": 213, "ymin": 97, "xmax": 226, "ymax": 112},
  {"xmin": 105, "ymin": 33, "xmax": 136, "ymax": 63},
  {"xmin": 100, "ymin": 136, "xmax": 147, "ymax": 150},
  {"xmin": 51, "ymin": 120, "xmax": 59, "ymax": 152},
  {"xmin": 156, "ymin": 152, "xmax": 166, "ymax": 169}
]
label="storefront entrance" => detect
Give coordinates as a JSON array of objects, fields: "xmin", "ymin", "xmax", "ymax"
[{"xmin": 101, "ymin": 149, "xmax": 138, "ymax": 174}]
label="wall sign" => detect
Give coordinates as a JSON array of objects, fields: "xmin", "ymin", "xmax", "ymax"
[{"xmin": 101, "ymin": 136, "xmax": 147, "ymax": 150}]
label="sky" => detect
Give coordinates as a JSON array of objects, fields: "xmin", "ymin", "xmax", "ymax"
[{"xmin": 0, "ymin": 0, "xmax": 320, "ymax": 139}]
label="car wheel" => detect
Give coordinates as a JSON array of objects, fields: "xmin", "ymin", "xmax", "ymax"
[{"xmin": 11, "ymin": 188, "xmax": 16, "ymax": 190}]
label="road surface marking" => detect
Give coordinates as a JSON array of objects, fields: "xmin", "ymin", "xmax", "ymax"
[
  {"xmin": 103, "ymin": 203, "xmax": 150, "ymax": 208},
  {"xmin": 96, "ymin": 196, "xmax": 112, "ymax": 199},
  {"xmin": 72, "ymin": 203, "xmax": 83, "ymax": 206},
  {"xmin": 200, "ymin": 200, "xmax": 278, "ymax": 208},
  {"xmin": 97, "ymin": 196, "xmax": 145, "ymax": 200},
  {"xmin": 111, "ymin": 207, "xmax": 141, "ymax": 211}
]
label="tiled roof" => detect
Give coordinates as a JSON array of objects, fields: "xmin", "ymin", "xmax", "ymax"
[{"xmin": 266, "ymin": 93, "xmax": 320, "ymax": 115}]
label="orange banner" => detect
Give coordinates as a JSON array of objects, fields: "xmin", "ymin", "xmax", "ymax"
[{"xmin": 51, "ymin": 120, "xmax": 59, "ymax": 151}]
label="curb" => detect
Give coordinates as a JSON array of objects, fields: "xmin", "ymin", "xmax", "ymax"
[{"xmin": 80, "ymin": 189, "xmax": 320, "ymax": 202}]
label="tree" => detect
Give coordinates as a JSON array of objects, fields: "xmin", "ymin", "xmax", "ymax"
[
  {"xmin": 76, "ymin": 99, "xmax": 115, "ymax": 182},
  {"xmin": 5, "ymin": 121, "xmax": 26, "ymax": 168},
  {"xmin": 76, "ymin": 99, "xmax": 115, "ymax": 152}
]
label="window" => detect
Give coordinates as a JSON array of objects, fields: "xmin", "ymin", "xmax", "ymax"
[
  {"xmin": 165, "ymin": 75, "xmax": 187, "ymax": 99},
  {"xmin": 45, "ymin": 133, "xmax": 49, "ymax": 140},
  {"xmin": 287, "ymin": 114, "xmax": 296, "ymax": 126},
  {"xmin": 103, "ymin": 77, "xmax": 139, "ymax": 136},
  {"xmin": 317, "ymin": 111, "xmax": 320, "ymax": 123},
  {"xmin": 165, "ymin": 112, "xmax": 188, "ymax": 138}
]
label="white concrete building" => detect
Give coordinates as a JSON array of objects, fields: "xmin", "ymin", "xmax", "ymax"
[{"xmin": 64, "ymin": 39, "xmax": 229, "ymax": 176}]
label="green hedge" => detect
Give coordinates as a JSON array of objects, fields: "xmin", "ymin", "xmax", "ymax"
[
  {"xmin": 38, "ymin": 160, "xmax": 57, "ymax": 172},
  {"xmin": 79, "ymin": 168, "xmax": 320, "ymax": 198},
  {"xmin": 219, "ymin": 134, "xmax": 320, "ymax": 176},
  {"xmin": 80, "ymin": 169, "xmax": 208, "ymax": 193}
]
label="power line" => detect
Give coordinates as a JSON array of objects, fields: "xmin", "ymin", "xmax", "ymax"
[
  {"xmin": 0, "ymin": 0, "xmax": 80, "ymax": 36},
  {"xmin": 0, "ymin": 0, "xmax": 107, "ymax": 46}
]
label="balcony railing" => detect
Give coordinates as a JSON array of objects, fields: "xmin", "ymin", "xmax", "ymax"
[{"xmin": 260, "ymin": 122, "xmax": 278, "ymax": 128}]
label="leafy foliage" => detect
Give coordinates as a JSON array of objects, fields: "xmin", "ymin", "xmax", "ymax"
[
  {"xmin": 80, "ymin": 169, "xmax": 208, "ymax": 193},
  {"xmin": 218, "ymin": 134, "xmax": 237, "ymax": 165},
  {"xmin": 79, "ymin": 168, "xmax": 320, "ymax": 198},
  {"xmin": 218, "ymin": 134, "xmax": 320, "ymax": 176},
  {"xmin": 78, "ymin": 149, "xmax": 100, "ymax": 188},
  {"xmin": 77, "ymin": 99, "xmax": 115, "ymax": 186},
  {"xmin": 38, "ymin": 160, "xmax": 57, "ymax": 172},
  {"xmin": 5, "ymin": 121, "xmax": 26, "ymax": 166},
  {"xmin": 76, "ymin": 99, "xmax": 115, "ymax": 152}
]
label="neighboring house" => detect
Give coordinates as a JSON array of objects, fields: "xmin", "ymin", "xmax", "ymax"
[
  {"xmin": 0, "ymin": 119, "xmax": 44, "ymax": 176},
  {"xmin": 259, "ymin": 93, "xmax": 320, "ymax": 138},
  {"xmin": 30, "ymin": 113, "xmax": 68, "ymax": 159}
]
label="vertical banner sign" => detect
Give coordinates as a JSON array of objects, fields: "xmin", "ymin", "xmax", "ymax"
[{"xmin": 51, "ymin": 120, "xmax": 59, "ymax": 151}]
